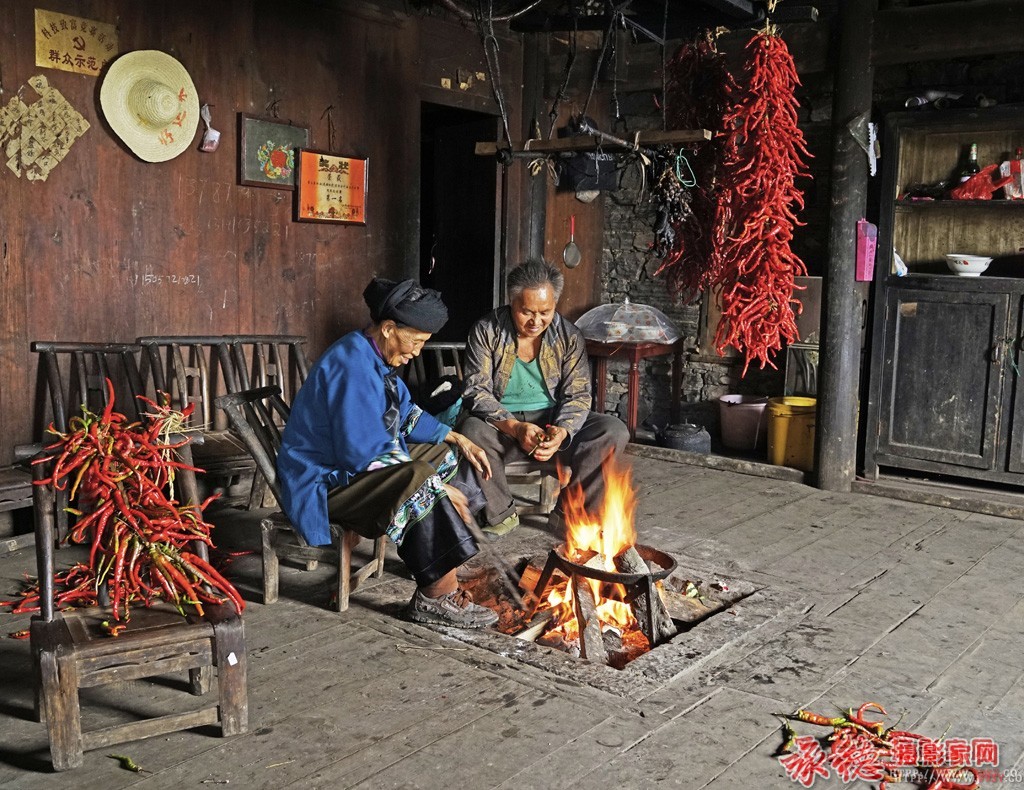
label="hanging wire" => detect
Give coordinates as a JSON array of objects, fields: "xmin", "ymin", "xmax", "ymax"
[
  {"xmin": 478, "ymin": 0, "xmax": 513, "ymax": 151},
  {"xmin": 580, "ymin": 10, "xmax": 617, "ymax": 122},
  {"xmin": 660, "ymin": 0, "xmax": 668, "ymax": 130},
  {"xmin": 610, "ymin": 20, "xmax": 621, "ymax": 122},
  {"xmin": 321, "ymin": 105, "xmax": 336, "ymax": 152},
  {"xmin": 547, "ymin": 11, "xmax": 578, "ymax": 139}
]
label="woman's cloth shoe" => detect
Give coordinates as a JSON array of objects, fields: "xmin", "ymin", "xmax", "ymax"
[
  {"xmin": 481, "ymin": 512, "xmax": 519, "ymax": 539},
  {"xmin": 406, "ymin": 587, "xmax": 499, "ymax": 628}
]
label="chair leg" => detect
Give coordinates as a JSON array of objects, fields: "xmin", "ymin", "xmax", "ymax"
[
  {"xmin": 212, "ymin": 620, "xmax": 248, "ymax": 736},
  {"xmin": 540, "ymin": 474, "xmax": 560, "ymax": 514},
  {"xmin": 337, "ymin": 530, "xmax": 353, "ymax": 613},
  {"xmin": 373, "ymin": 537, "xmax": 386, "ymax": 578},
  {"xmin": 38, "ymin": 650, "xmax": 83, "ymax": 771},
  {"xmin": 261, "ymin": 520, "xmax": 280, "ymax": 605},
  {"xmin": 189, "ymin": 665, "xmax": 212, "ymax": 695}
]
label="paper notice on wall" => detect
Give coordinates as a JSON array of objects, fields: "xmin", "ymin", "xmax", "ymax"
[
  {"xmin": 0, "ymin": 75, "xmax": 90, "ymax": 181},
  {"xmin": 34, "ymin": 8, "xmax": 118, "ymax": 77}
]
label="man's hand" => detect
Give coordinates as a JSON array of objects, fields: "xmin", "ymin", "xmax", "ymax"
[
  {"xmin": 513, "ymin": 421, "xmax": 548, "ymax": 456},
  {"xmin": 531, "ymin": 425, "xmax": 567, "ymax": 462},
  {"xmin": 446, "ymin": 430, "xmax": 492, "ymax": 480},
  {"xmin": 442, "ymin": 483, "xmax": 473, "ymax": 525}
]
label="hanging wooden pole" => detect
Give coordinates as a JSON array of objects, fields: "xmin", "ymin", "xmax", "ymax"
[
  {"xmin": 474, "ymin": 128, "xmax": 710, "ymax": 157},
  {"xmin": 816, "ymin": 0, "xmax": 876, "ymax": 491}
]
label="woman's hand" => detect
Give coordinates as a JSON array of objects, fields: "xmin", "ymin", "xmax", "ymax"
[
  {"xmin": 442, "ymin": 483, "xmax": 473, "ymax": 525},
  {"xmin": 446, "ymin": 431, "xmax": 492, "ymax": 480}
]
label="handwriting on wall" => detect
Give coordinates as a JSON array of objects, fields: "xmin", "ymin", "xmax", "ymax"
[
  {"xmin": 176, "ymin": 175, "xmax": 292, "ymax": 240},
  {"xmin": 131, "ymin": 273, "xmax": 201, "ymax": 287}
]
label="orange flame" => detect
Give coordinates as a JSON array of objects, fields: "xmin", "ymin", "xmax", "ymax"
[{"xmin": 544, "ymin": 453, "xmax": 639, "ymax": 639}]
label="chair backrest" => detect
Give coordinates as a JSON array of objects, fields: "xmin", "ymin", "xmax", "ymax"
[
  {"xmin": 30, "ymin": 341, "xmax": 147, "ymax": 437},
  {"xmin": 137, "ymin": 336, "xmax": 237, "ymax": 432},
  {"xmin": 405, "ymin": 341, "xmax": 466, "ymax": 402},
  {"xmin": 227, "ymin": 335, "xmax": 310, "ymax": 407},
  {"xmin": 214, "ymin": 386, "xmax": 290, "ymax": 507}
]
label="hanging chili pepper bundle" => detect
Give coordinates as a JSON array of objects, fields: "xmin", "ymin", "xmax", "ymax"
[
  {"xmin": 655, "ymin": 29, "xmax": 739, "ymax": 304},
  {"xmin": 3, "ymin": 381, "xmax": 245, "ymax": 629},
  {"xmin": 714, "ymin": 22, "xmax": 812, "ymax": 374}
]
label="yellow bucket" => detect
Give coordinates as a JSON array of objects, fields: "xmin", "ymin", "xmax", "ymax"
[{"xmin": 767, "ymin": 397, "xmax": 816, "ymax": 472}]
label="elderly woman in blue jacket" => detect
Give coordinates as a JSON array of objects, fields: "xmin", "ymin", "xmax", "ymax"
[{"xmin": 277, "ymin": 278, "xmax": 497, "ymax": 628}]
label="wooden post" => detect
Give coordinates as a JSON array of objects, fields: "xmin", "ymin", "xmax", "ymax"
[{"xmin": 816, "ymin": 0, "xmax": 877, "ymax": 492}]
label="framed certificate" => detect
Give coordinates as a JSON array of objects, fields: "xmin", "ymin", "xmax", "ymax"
[{"xmin": 295, "ymin": 149, "xmax": 368, "ymax": 224}]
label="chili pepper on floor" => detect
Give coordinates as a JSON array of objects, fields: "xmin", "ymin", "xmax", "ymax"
[{"xmin": 107, "ymin": 753, "xmax": 147, "ymax": 772}]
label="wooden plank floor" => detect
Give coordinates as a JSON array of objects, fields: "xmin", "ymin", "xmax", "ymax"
[{"xmin": 1, "ymin": 454, "xmax": 1022, "ymax": 787}]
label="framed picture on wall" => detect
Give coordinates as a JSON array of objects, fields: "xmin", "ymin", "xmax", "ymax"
[
  {"xmin": 238, "ymin": 114, "xmax": 309, "ymax": 190},
  {"xmin": 294, "ymin": 149, "xmax": 368, "ymax": 225}
]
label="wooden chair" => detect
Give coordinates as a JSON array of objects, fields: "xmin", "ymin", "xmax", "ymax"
[
  {"xmin": 30, "ymin": 342, "xmax": 149, "ymax": 543},
  {"xmin": 406, "ymin": 341, "xmax": 560, "ymax": 516},
  {"xmin": 226, "ymin": 334, "xmax": 310, "ymax": 408},
  {"xmin": 215, "ymin": 386, "xmax": 386, "ymax": 612},
  {"xmin": 29, "ymin": 441, "xmax": 247, "ymax": 771},
  {"xmin": 136, "ymin": 336, "xmax": 254, "ymax": 496}
]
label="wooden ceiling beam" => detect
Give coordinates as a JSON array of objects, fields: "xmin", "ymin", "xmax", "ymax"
[{"xmin": 612, "ymin": 0, "xmax": 1024, "ymax": 89}]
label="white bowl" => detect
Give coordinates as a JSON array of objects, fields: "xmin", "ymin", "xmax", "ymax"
[{"xmin": 945, "ymin": 253, "xmax": 993, "ymax": 277}]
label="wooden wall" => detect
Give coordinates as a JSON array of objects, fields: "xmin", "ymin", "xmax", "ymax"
[{"xmin": 0, "ymin": 0, "xmax": 524, "ymax": 460}]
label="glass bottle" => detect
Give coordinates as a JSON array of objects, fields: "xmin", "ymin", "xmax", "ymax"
[{"xmin": 957, "ymin": 142, "xmax": 981, "ymax": 182}]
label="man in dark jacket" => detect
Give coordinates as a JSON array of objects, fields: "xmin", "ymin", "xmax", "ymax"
[{"xmin": 458, "ymin": 259, "xmax": 629, "ymax": 537}]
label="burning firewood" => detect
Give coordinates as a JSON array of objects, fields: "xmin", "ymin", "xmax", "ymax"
[
  {"xmin": 571, "ymin": 575, "xmax": 608, "ymax": 665},
  {"xmin": 615, "ymin": 546, "xmax": 678, "ymax": 645}
]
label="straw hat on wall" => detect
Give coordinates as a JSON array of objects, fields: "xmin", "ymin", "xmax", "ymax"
[{"xmin": 100, "ymin": 50, "xmax": 200, "ymax": 163}]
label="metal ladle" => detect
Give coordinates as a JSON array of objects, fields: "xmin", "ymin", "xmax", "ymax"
[{"xmin": 563, "ymin": 215, "xmax": 581, "ymax": 269}]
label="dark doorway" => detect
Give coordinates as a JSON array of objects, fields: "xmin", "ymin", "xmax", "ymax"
[{"xmin": 420, "ymin": 103, "xmax": 500, "ymax": 342}]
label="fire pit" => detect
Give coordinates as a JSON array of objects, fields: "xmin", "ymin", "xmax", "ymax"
[
  {"xmin": 376, "ymin": 453, "xmax": 787, "ymax": 696},
  {"xmin": 467, "ymin": 455, "xmax": 690, "ymax": 669}
]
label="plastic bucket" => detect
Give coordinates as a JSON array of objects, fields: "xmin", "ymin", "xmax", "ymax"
[
  {"xmin": 767, "ymin": 397, "xmax": 817, "ymax": 472},
  {"xmin": 717, "ymin": 395, "xmax": 769, "ymax": 450}
]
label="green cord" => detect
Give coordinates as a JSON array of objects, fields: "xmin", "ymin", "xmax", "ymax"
[{"xmin": 674, "ymin": 149, "xmax": 697, "ymax": 187}]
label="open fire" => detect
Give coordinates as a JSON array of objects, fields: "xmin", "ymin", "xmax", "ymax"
[{"xmin": 507, "ymin": 454, "xmax": 679, "ymax": 668}]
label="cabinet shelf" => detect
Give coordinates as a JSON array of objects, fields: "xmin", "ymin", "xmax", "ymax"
[
  {"xmin": 895, "ymin": 199, "xmax": 1024, "ymax": 211},
  {"xmin": 866, "ymin": 104, "xmax": 1024, "ymax": 489}
]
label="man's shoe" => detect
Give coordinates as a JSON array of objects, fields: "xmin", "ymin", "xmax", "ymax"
[
  {"xmin": 481, "ymin": 512, "xmax": 519, "ymax": 540},
  {"xmin": 406, "ymin": 587, "xmax": 499, "ymax": 628}
]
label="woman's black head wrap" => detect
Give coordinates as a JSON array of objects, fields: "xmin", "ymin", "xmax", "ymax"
[{"xmin": 362, "ymin": 278, "xmax": 448, "ymax": 334}]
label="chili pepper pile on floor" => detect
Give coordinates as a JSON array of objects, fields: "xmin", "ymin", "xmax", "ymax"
[
  {"xmin": 776, "ymin": 702, "xmax": 983, "ymax": 789},
  {"xmin": 714, "ymin": 21, "xmax": 811, "ymax": 373},
  {"xmin": 656, "ymin": 29, "xmax": 738, "ymax": 304},
  {"xmin": 1, "ymin": 380, "xmax": 244, "ymax": 631}
]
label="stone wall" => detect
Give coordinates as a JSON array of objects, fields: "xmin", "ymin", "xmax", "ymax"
[{"xmin": 594, "ymin": 92, "xmax": 788, "ymax": 441}]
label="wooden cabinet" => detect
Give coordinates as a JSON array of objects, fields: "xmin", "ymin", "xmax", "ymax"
[{"xmin": 865, "ymin": 107, "xmax": 1024, "ymax": 484}]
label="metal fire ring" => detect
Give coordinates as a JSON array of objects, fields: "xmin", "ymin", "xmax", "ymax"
[{"xmin": 551, "ymin": 543, "xmax": 676, "ymax": 585}]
